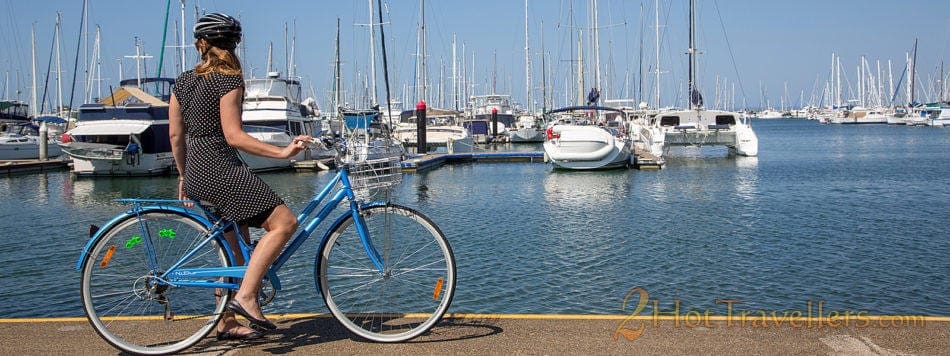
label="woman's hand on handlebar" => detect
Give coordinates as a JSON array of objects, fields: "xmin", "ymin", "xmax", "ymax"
[{"xmin": 282, "ymin": 135, "xmax": 313, "ymax": 158}]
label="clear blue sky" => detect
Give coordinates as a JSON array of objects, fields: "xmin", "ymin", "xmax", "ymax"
[{"xmin": 1, "ymin": 0, "xmax": 949, "ymax": 112}]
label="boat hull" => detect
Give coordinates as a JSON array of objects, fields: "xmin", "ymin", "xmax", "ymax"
[{"xmin": 543, "ymin": 125, "xmax": 632, "ymax": 170}]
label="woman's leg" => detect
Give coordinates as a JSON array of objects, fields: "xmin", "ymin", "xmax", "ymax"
[
  {"xmin": 217, "ymin": 226, "xmax": 257, "ymax": 335},
  {"xmin": 229, "ymin": 205, "xmax": 297, "ymax": 323}
]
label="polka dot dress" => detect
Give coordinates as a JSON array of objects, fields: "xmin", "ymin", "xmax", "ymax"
[{"xmin": 173, "ymin": 70, "xmax": 283, "ymax": 226}]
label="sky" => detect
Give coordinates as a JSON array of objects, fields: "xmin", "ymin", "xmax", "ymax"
[{"xmin": 1, "ymin": 0, "xmax": 949, "ymax": 113}]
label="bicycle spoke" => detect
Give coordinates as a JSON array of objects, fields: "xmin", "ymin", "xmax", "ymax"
[
  {"xmin": 81, "ymin": 211, "xmax": 229, "ymax": 354},
  {"xmin": 318, "ymin": 204, "xmax": 455, "ymax": 342}
]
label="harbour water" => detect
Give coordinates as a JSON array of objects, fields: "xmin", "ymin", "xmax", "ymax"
[{"xmin": 1, "ymin": 119, "xmax": 947, "ymax": 318}]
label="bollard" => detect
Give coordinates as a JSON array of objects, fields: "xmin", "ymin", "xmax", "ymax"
[
  {"xmin": 39, "ymin": 121, "xmax": 49, "ymax": 161},
  {"xmin": 415, "ymin": 100, "xmax": 427, "ymax": 154}
]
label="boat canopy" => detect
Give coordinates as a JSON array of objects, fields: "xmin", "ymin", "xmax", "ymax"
[{"xmin": 68, "ymin": 122, "xmax": 152, "ymax": 136}]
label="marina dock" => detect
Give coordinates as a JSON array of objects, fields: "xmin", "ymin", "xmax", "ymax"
[
  {"xmin": 1, "ymin": 315, "xmax": 946, "ymax": 354},
  {"xmin": 0, "ymin": 159, "xmax": 69, "ymax": 176},
  {"xmin": 293, "ymin": 150, "xmax": 663, "ymax": 173},
  {"xmin": 401, "ymin": 152, "xmax": 546, "ymax": 172}
]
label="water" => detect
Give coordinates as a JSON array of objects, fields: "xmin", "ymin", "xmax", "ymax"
[{"xmin": 1, "ymin": 119, "xmax": 947, "ymax": 317}]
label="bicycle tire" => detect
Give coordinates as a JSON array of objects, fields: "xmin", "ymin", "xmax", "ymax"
[
  {"xmin": 316, "ymin": 203, "xmax": 456, "ymax": 342},
  {"xmin": 79, "ymin": 209, "xmax": 229, "ymax": 355}
]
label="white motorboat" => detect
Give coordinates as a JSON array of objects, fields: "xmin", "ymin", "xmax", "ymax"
[
  {"xmin": 465, "ymin": 94, "xmax": 514, "ymax": 143},
  {"xmin": 924, "ymin": 105, "xmax": 950, "ymax": 127},
  {"xmin": 0, "ymin": 120, "xmax": 64, "ymax": 160},
  {"xmin": 757, "ymin": 108, "xmax": 784, "ymax": 119},
  {"xmin": 508, "ymin": 114, "xmax": 545, "ymax": 143},
  {"xmin": 0, "ymin": 132, "xmax": 62, "ymax": 160},
  {"xmin": 393, "ymin": 107, "xmax": 474, "ymax": 154},
  {"xmin": 542, "ymin": 106, "xmax": 632, "ymax": 170},
  {"xmin": 59, "ymin": 78, "xmax": 176, "ymax": 176},
  {"xmin": 242, "ymin": 72, "xmax": 324, "ymax": 171}
]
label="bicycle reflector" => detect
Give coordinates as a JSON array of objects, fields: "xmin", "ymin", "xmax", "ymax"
[
  {"xmin": 433, "ymin": 277, "xmax": 444, "ymax": 300},
  {"xmin": 100, "ymin": 245, "xmax": 116, "ymax": 269}
]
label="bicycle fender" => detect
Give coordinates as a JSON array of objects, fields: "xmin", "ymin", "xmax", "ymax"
[
  {"xmin": 317, "ymin": 201, "xmax": 390, "ymax": 249},
  {"xmin": 75, "ymin": 205, "xmax": 212, "ymax": 270}
]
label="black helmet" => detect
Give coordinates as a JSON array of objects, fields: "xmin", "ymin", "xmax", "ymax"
[{"xmin": 194, "ymin": 13, "xmax": 241, "ymax": 49}]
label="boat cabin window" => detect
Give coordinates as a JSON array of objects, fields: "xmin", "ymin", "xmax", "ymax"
[
  {"xmin": 660, "ymin": 116, "xmax": 680, "ymax": 127},
  {"xmin": 714, "ymin": 115, "xmax": 736, "ymax": 126},
  {"xmin": 243, "ymin": 120, "xmax": 288, "ymax": 133}
]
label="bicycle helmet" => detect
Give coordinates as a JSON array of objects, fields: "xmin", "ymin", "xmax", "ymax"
[{"xmin": 194, "ymin": 12, "xmax": 241, "ymax": 49}]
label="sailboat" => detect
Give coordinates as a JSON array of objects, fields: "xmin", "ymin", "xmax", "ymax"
[
  {"xmin": 391, "ymin": 0, "xmax": 473, "ymax": 154},
  {"xmin": 644, "ymin": 0, "xmax": 757, "ymax": 157},
  {"xmin": 542, "ymin": 1, "xmax": 633, "ymax": 170},
  {"xmin": 507, "ymin": 0, "xmax": 545, "ymax": 143}
]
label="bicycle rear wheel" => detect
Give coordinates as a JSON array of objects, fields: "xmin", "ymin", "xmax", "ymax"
[
  {"xmin": 79, "ymin": 210, "xmax": 229, "ymax": 355},
  {"xmin": 317, "ymin": 203, "xmax": 456, "ymax": 342}
]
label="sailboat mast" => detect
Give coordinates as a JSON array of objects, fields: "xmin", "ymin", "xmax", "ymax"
[
  {"xmin": 376, "ymin": 0, "xmax": 395, "ymax": 128},
  {"xmin": 591, "ymin": 0, "xmax": 601, "ymax": 94},
  {"xmin": 420, "ymin": 0, "xmax": 427, "ymax": 102},
  {"xmin": 452, "ymin": 34, "xmax": 458, "ymax": 111},
  {"xmin": 909, "ymin": 38, "xmax": 917, "ymax": 105},
  {"xmin": 334, "ymin": 18, "xmax": 342, "ymax": 115},
  {"xmin": 55, "ymin": 12, "xmax": 63, "ymax": 114},
  {"xmin": 31, "ymin": 24, "xmax": 38, "ymax": 116},
  {"xmin": 577, "ymin": 29, "xmax": 583, "ymax": 105},
  {"xmin": 524, "ymin": 0, "xmax": 531, "ymax": 113},
  {"xmin": 180, "ymin": 0, "xmax": 186, "ymax": 75},
  {"xmin": 687, "ymin": 0, "xmax": 697, "ymax": 110},
  {"xmin": 654, "ymin": 0, "xmax": 660, "ymax": 109},
  {"xmin": 540, "ymin": 19, "xmax": 547, "ymax": 113},
  {"xmin": 367, "ymin": 0, "xmax": 378, "ymax": 106}
]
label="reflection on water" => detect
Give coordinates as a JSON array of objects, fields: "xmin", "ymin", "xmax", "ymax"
[{"xmin": 2, "ymin": 120, "xmax": 949, "ymax": 317}]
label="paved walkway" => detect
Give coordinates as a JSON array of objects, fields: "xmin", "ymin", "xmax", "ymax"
[{"xmin": 1, "ymin": 314, "xmax": 946, "ymax": 355}]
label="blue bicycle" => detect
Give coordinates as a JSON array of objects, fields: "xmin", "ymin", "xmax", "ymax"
[{"xmin": 76, "ymin": 138, "xmax": 456, "ymax": 354}]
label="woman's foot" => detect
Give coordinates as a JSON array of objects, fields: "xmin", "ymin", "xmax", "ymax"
[
  {"xmin": 216, "ymin": 325, "xmax": 262, "ymax": 341},
  {"xmin": 226, "ymin": 299, "xmax": 276, "ymax": 330}
]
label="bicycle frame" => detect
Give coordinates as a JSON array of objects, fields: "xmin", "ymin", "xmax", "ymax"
[{"xmin": 75, "ymin": 165, "xmax": 387, "ymax": 293}]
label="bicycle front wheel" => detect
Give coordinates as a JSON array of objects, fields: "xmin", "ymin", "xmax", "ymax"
[
  {"xmin": 79, "ymin": 210, "xmax": 229, "ymax": 355},
  {"xmin": 317, "ymin": 203, "xmax": 456, "ymax": 342}
]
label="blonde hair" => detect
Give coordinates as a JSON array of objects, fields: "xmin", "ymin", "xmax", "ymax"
[{"xmin": 194, "ymin": 38, "xmax": 242, "ymax": 76}]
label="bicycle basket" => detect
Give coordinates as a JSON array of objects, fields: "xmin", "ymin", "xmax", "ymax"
[{"xmin": 347, "ymin": 155, "xmax": 402, "ymax": 201}]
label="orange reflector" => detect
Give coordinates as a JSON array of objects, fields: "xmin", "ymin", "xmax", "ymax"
[
  {"xmin": 100, "ymin": 245, "xmax": 116, "ymax": 269},
  {"xmin": 433, "ymin": 277, "xmax": 444, "ymax": 300}
]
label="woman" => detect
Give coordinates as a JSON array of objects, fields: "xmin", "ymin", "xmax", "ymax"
[{"xmin": 169, "ymin": 13, "xmax": 310, "ymax": 340}]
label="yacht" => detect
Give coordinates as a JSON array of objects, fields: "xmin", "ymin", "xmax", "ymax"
[
  {"xmin": 637, "ymin": 0, "xmax": 757, "ymax": 158},
  {"xmin": 1, "ymin": 132, "xmax": 63, "ymax": 160},
  {"xmin": 923, "ymin": 104, "xmax": 950, "ymax": 127},
  {"xmin": 0, "ymin": 120, "xmax": 64, "ymax": 160},
  {"xmin": 242, "ymin": 72, "xmax": 324, "ymax": 171},
  {"xmin": 59, "ymin": 78, "xmax": 176, "ymax": 176},
  {"xmin": 542, "ymin": 106, "xmax": 633, "ymax": 170},
  {"xmin": 507, "ymin": 114, "xmax": 545, "ymax": 143},
  {"xmin": 393, "ymin": 107, "xmax": 474, "ymax": 154},
  {"xmin": 465, "ymin": 94, "xmax": 514, "ymax": 142}
]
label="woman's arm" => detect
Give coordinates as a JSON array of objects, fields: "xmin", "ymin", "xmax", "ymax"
[
  {"xmin": 169, "ymin": 93, "xmax": 187, "ymax": 176},
  {"xmin": 219, "ymin": 87, "xmax": 308, "ymax": 159}
]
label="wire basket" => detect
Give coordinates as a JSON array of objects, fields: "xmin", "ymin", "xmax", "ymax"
[{"xmin": 347, "ymin": 155, "xmax": 403, "ymax": 201}]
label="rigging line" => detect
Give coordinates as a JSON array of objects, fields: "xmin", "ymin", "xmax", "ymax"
[
  {"xmin": 68, "ymin": 0, "xmax": 88, "ymax": 115},
  {"xmin": 712, "ymin": 0, "xmax": 747, "ymax": 108}
]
